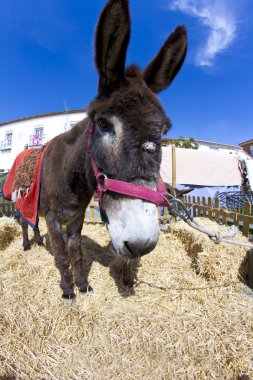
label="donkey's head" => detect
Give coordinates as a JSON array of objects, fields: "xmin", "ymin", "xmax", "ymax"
[{"xmin": 88, "ymin": 0, "xmax": 187, "ymax": 258}]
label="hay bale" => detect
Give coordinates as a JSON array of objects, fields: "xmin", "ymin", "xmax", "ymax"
[
  {"xmin": 0, "ymin": 217, "xmax": 253, "ymax": 380},
  {"xmin": 170, "ymin": 218, "xmax": 249, "ymax": 287},
  {"xmin": 0, "ymin": 216, "xmax": 20, "ymax": 250}
]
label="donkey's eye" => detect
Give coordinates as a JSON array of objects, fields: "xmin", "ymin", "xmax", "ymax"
[{"xmin": 97, "ymin": 118, "xmax": 112, "ymax": 132}]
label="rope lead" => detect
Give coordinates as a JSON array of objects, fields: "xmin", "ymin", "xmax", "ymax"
[{"xmin": 167, "ymin": 198, "xmax": 253, "ymax": 250}]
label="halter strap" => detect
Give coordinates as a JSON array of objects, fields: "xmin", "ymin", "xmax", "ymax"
[{"xmin": 87, "ymin": 122, "xmax": 171, "ymax": 208}]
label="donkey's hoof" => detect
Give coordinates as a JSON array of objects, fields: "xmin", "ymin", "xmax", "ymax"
[
  {"xmin": 79, "ymin": 285, "xmax": 93, "ymax": 293},
  {"xmin": 120, "ymin": 285, "xmax": 135, "ymax": 295},
  {"xmin": 37, "ymin": 241, "xmax": 44, "ymax": 246},
  {"xmin": 23, "ymin": 245, "xmax": 31, "ymax": 251},
  {"xmin": 62, "ymin": 293, "xmax": 76, "ymax": 307},
  {"xmin": 63, "ymin": 298, "xmax": 76, "ymax": 307},
  {"xmin": 62, "ymin": 292, "xmax": 75, "ymax": 299}
]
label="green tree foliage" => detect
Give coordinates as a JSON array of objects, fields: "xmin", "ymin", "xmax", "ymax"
[{"xmin": 166, "ymin": 136, "xmax": 199, "ymax": 149}]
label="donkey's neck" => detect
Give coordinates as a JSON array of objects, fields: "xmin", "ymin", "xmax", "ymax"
[{"xmin": 63, "ymin": 118, "xmax": 96, "ymax": 200}]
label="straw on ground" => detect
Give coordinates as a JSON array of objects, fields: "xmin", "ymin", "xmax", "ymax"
[{"xmin": 0, "ymin": 217, "xmax": 252, "ymax": 380}]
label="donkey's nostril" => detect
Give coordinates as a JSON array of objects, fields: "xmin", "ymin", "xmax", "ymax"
[
  {"xmin": 124, "ymin": 240, "xmax": 157, "ymax": 258},
  {"xmin": 124, "ymin": 241, "xmax": 134, "ymax": 256}
]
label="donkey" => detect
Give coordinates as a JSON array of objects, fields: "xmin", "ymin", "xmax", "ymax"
[{"xmin": 19, "ymin": 0, "xmax": 187, "ymax": 299}]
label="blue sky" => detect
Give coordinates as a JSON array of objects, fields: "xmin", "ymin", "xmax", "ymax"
[{"xmin": 0, "ymin": 0, "xmax": 252, "ymax": 145}]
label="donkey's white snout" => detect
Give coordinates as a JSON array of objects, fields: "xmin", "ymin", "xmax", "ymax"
[{"xmin": 104, "ymin": 197, "xmax": 160, "ymax": 257}]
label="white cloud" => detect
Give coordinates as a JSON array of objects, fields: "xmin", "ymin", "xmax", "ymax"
[{"xmin": 169, "ymin": 0, "xmax": 237, "ymax": 66}]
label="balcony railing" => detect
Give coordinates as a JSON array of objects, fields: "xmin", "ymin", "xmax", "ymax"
[
  {"xmin": 0, "ymin": 140, "xmax": 12, "ymax": 151},
  {"xmin": 28, "ymin": 134, "xmax": 45, "ymax": 147}
]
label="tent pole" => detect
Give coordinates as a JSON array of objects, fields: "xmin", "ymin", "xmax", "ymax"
[{"xmin": 172, "ymin": 144, "xmax": 176, "ymax": 188}]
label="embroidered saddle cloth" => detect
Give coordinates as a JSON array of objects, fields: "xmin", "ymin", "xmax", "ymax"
[{"xmin": 2, "ymin": 145, "xmax": 49, "ymax": 228}]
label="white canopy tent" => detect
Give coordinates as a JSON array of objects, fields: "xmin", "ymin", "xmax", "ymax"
[
  {"xmin": 160, "ymin": 146, "xmax": 242, "ymax": 198},
  {"xmin": 245, "ymin": 159, "xmax": 253, "ymax": 190}
]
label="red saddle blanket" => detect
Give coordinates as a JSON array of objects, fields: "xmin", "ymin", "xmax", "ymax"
[{"xmin": 2, "ymin": 145, "xmax": 49, "ymax": 228}]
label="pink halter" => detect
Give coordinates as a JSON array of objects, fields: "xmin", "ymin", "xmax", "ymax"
[{"xmin": 87, "ymin": 122, "xmax": 171, "ymax": 208}]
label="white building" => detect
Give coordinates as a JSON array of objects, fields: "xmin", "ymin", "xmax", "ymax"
[{"xmin": 0, "ymin": 109, "xmax": 86, "ymax": 171}]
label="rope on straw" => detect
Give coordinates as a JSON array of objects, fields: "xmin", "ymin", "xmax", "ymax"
[
  {"xmin": 185, "ymin": 218, "xmax": 253, "ymax": 250},
  {"xmin": 167, "ymin": 197, "xmax": 253, "ymax": 250}
]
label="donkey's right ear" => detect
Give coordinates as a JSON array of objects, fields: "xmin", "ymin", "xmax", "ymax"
[{"xmin": 95, "ymin": 0, "xmax": 130, "ymax": 94}]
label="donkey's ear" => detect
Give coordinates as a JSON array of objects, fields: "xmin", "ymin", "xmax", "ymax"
[
  {"xmin": 176, "ymin": 188, "xmax": 193, "ymax": 197},
  {"xmin": 95, "ymin": 0, "xmax": 130, "ymax": 94},
  {"xmin": 143, "ymin": 26, "xmax": 187, "ymax": 93}
]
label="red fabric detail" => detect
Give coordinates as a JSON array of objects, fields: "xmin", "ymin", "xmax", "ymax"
[
  {"xmin": 2, "ymin": 146, "xmax": 49, "ymax": 228},
  {"xmin": 2, "ymin": 149, "xmax": 35, "ymax": 201}
]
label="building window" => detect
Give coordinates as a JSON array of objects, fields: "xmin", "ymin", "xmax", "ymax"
[
  {"xmin": 6, "ymin": 131, "xmax": 13, "ymax": 146},
  {"xmin": 28, "ymin": 126, "xmax": 45, "ymax": 147},
  {"xmin": 0, "ymin": 131, "xmax": 13, "ymax": 150},
  {"xmin": 250, "ymin": 145, "xmax": 253, "ymax": 156},
  {"xmin": 34, "ymin": 127, "xmax": 43, "ymax": 139}
]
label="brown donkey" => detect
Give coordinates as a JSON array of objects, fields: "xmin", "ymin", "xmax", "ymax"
[{"xmin": 20, "ymin": 0, "xmax": 187, "ymax": 299}]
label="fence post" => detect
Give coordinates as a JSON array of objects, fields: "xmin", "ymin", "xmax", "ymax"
[
  {"xmin": 201, "ymin": 197, "xmax": 206, "ymax": 217},
  {"xmin": 207, "ymin": 197, "xmax": 212, "ymax": 219},
  {"xmin": 192, "ymin": 196, "xmax": 197, "ymax": 217},
  {"xmin": 242, "ymin": 202, "xmax": 251, "ymax": 237},
  {"xmin": 221, "ymin": 208, "xmax": 227, "ymax": 226},
  {"xmin": 214, "ymin": 198, "xmax": 220, "ymax": 223},
  {"xmin": 6, "ymin": 202, "xmax": 10, "ymax": 215}
]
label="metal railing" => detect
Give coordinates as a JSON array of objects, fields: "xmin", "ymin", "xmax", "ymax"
[
  {"xmin": 216, "ymin": 191, "xmax": 253, "ymax": 213},
  {"xmin": 0, "ymin": 140, "xmax": 12, "ymax": 151}
]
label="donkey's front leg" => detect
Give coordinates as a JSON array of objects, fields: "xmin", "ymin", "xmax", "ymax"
[
  {"xmin": 45, "ymin": 213, "xmax": 74, "ymax": 299},
  {"xmin": 67, "ymin": 217, "xmax": 93, "ymax": 293}
]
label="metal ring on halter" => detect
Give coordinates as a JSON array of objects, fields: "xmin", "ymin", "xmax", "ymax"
[
  {"xmin": 97, "ymin": 173, "xmax": 108, "ymax": 192},
  {"xmin": 168, "ymin": 198, "xmax": 193, "ymax": 222}
]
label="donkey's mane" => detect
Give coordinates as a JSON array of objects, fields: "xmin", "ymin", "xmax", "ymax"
[{"xmin": 125, "ymin": 65, "xmax": 142, "ymax": 79}]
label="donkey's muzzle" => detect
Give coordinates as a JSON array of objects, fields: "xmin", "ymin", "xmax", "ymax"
[
  {"xmin": 104, "ymin": 195, "xmax": 160, "ymax": 259},
  {"xmin": 123, "ymin": 240, "xmax": 157, "ymax": 258}
]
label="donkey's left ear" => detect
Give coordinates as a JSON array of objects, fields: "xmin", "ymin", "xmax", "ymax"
[{"xmin": 143, "ymin": 26, "xmax": 187, "ymax": 93}]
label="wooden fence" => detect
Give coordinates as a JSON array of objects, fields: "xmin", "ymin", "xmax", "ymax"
[
  {"xmin": 183, "ymin": 196, "xmax": 253, "ymax": 238},
  {"xmin": 1, "ymin": 195, "xmax": 253, "ymax": 238},
  {"xmin": 0, "ymin": 195, "xmax": 16, "ymax": 217},
  {"xmin": 0, "ymin": 195, "xmax": 104, "ymax": 223}
]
